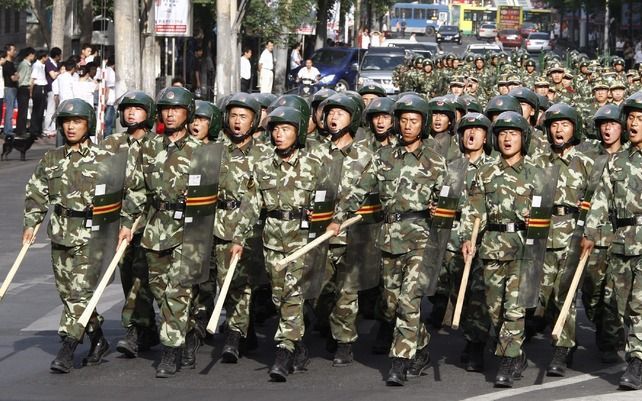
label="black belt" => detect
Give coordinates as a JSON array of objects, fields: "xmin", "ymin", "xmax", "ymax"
[
  {"xmin": 217, "ymin": 199, "xmax": 241, "ymax": 210},
  {"xmin": 151, "ymin": 198, "xmax": 185, "ymax": 212},
  {"xmin": 266, "ymin": 209, "xmax": 304, "ymax": 221},
  {"xmin": 552, "ymin": 205, "xmax": 579, "ymax": 216},
  {"xmin": 54, "ymin": 204, "xmax": 92, "ymax": 218},
  {"xmin": 384, "ymin": 210, "xmax": 429, "ymax": 224},
  {"xmin": 487, "ymin": 222, "xmax": 527, "ymax": 233},
  {"xmin": 455, "ymin": 210, "xmax": 462, "ymax": 222},
  {"xmin": 616, "ymin": 215, "xmax": 642, "ymax": 228}
]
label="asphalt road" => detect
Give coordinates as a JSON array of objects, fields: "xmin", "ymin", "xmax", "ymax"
[{"xmin": 0, "ymin": 126, "xmax": 637, "ymax": 400}]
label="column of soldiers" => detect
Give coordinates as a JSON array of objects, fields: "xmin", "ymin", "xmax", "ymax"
[{"xmin": 19, "ymin": 47, "xmax": 642, "ymax": 392}]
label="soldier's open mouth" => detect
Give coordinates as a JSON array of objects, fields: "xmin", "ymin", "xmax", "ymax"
[{"xmin": 631, "ymin": 128, "xmax": 639, "ymax": 135}]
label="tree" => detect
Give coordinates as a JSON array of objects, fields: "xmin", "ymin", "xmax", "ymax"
[{"xmin": 114, "ymin": 0, "xmax": 141, "ymax": 91}]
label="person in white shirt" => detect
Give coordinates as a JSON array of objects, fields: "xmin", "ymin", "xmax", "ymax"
[
  {"xmin": 43, "ymin": 47, "xmax": 62, "ymax": 136},
  {"xmin": 361, "ymin": 29, "xmax": 371, "ymax": 49},
  {"xmin": 290, "ymin": 42, "xmax": 302, "ymax": 70},
  {"xmin": 72, "ymin": 62, "xmax": 98, "ymax": 109},
  {"xmin": 103, "ymin": 56, "xmax": 116, "ymax": 137},
  {"xmin": 258, "ymin": 41, "xmax": 274, "ymax": 94},
  {"xmin": 0, "ymin": 50, "xmax": 5, "ymax": 126},
  {"xmin": 29, "ymin": 49, "xmax": 49, "ymax": 137},
  {"xmin": 240, "ymin": 48, "xmax": 252, "ymax": 93},
  {"xmin": 296, "ymin": 59, "xmax": 320, "ymax": 83}
]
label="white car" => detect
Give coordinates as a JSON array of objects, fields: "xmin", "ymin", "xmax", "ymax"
[
  {"xmin": 525, "ymin": 32, "xmax": 552, "ymax": 53},
  {"xmin": 465, "ymin": 43, "xmax": 503, "ymax": 55},
  {"xmin": 477, "ymin": 23, "xmax": 498, "ymax": 39}
]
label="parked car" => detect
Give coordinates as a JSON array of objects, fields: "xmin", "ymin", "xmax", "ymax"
[
  {"xmin": 519, "ymin": 22, "xmax": 539, "ymax": 38},
  {"xmin": 498, "ymin": 29, "xmax": 523, "ymax": 48},
  {"xmin": 357, "ymin": 47, "xmax": 409, "ymax": 94},
  {"xmin": 289, "ymin": 47, "xmax": 366, "ymax": 91},
  {"xmin": 388, "ymin": 41, "xmax": 439, "ymax": 60},
  {"xmin": 476, "ymin": 23, "xmax": 498, "ymax": 40},
  {"xmin": 436, "ymin": 25, "xmax": 462, "ymax": 45},
  {"xmin": 465, "ymin": 43, "xmax": 503, "ymax": 55},
  {"xmin": 525, "ymin": 32, "xmax": 553, "ymax": 53}
]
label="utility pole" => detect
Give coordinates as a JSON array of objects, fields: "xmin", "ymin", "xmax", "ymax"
[
  {"xmin": 604, "ymin": 0, "xmax": 609, "ymax": 56},
  {"xmin": 114, "ymin": 0, "xmax": 142, "ymax": 90}
]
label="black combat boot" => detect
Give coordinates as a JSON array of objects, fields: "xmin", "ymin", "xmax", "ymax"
[
  {"xmin": 155, "ymin": 346, "xmax": 179, "ymax": 378},
  {"xmin": 465, "ymin": 342, "xmax": 485, "ymax": 372},
  {"xmin": 619, "ymin": 358, "xmax": 642, "ymax": 390},
  {"xmin": 116, "ymin": 326, "xmax": 138, "ymax": 358},
  {"xmin": 386, "ymin": 357, "xmax": 409, "ymax": 386},
  {"xmin": 221, "ymin": 329, "xmax": 241, "ymax": 363},
  {"xmin": 332, "ymin": 343, "xmax": 353, "ymax": 367},
  {"xmin": 181, "ymin": 330, "xmax": 201, "ymax": 369},
  {"xmin": 83, "ymin": 327, "xmax": 110, "ymax": 366},
  {"xmin": 547, "ymin": 346, "xmax": 571, "ymax": 377},
  {"xmin": 372, "ymin": 321, "xmax": 394, "ymax": 355},
  {"xmin": 269, "ymin": 347, "xmax": 294, "ymax": 382},
  {"xmin": 494, "ymin": 356, "xmax": 515, "ymax": 388},
  {"xmin": 138, "ymin": 325, "xmax": 160, "ymax": 352},
  {"xmin": 600, "ymin": 349, "xmax": 621, "ymax": 364},
  {"xmin": 407, "ymin": 346, "xmax": 431, "ymax": 378},
  {"xmin": 512, "ymin": 352, "xmax": 528, "ymax": 379},
  {"xmin": 292, "ymin": 341, "xmax": 310, "ymax": 373},
  {"xmin": 241, "ymin": 317, "xmax": 258, "ymax": 352},
  {"xmin": 50, "ymin": 337, "xmax": 79, "ymax": 373}
]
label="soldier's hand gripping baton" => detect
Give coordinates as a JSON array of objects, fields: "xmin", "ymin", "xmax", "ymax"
[
  {"xmin": 551, "ymin": 249, "xmax": 591, "ymax": 341},
  {"xmin": 78, "ymin": 217, "xmax": 142, "ymax": 328},
  {"xmin": 0, "ymin": 224, "xmax": 41, "ymax": 301},
  {"xmin": 274, "ymin": 214, "xmax": 363, "ymax": 272},
  {"xmin": 451, "ymin": 218, "xmax": 480, "ymax": 330},
  {"xmin": 206, "ymin": 253, "xmax": 241, "ymax": 334}
]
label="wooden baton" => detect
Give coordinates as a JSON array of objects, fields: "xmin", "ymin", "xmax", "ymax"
[
  {"xmin": 551, "ymin": 250, "xmax": 591, "ymax": 341},
  {"xmin": 451, "ymin": 218, "xmax": 481, "ymax": 330},
  {"xmin": 206, "ymin": 253, "xmax": 241, "ymax": 334},
  {"xmin": 0, "ymin": 223, "xmax": 41, "ymax": 301}
]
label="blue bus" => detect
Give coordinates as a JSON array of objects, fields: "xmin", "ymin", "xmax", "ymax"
[{"xmin": 389, "ymin": 3, "xmax": 450, "ymax": 35}]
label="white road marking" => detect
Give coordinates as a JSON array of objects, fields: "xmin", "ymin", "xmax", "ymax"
[
  {"xmin": 5, "ymin": 274, "xmax": 54, "ymax": 294},
  {"xmin": 21, "ymin": 284, "xmax": 124, "ymax": 332},
  {"xmin": 460, "ymin": 364, "xmax": 626, "ymax": 401}
]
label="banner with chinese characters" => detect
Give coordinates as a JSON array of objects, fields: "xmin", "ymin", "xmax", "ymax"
[{"xmin": 155, "ymin": 0, "xmax": 193, "ymax": 37}]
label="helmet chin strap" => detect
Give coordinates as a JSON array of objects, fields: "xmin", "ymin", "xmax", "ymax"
[
  {"xmin": 329, "ymin": 126, "xmax": 350, "ymax": 141},
  {"xmin": 125, "ymin": 121, "xmax": 146, "ymax": 134},
  {"xmin": 374, "ymin": 127, "xmax": 393, "ymax": 142},
  {"xmin": 164, "ymin": 121, "xmax": 188, "ymax": 135},
  {"xmin": 276, "ymin": 144, "xmax": 296, "ymax": 158},
  {"xmin": 399, "ymin": 133, "xmax": 421, "ymax": 146}
]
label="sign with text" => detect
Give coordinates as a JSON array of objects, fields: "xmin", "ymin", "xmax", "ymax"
[
  {"xmin": 155, "ymin": 0, "xmax": 193, "ymax": 37},
  {"xmin": 497, "ymin": 5, "xmax": 522, "ymax": 31}
]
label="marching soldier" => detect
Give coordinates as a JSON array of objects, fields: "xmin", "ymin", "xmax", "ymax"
[
  {"xmin": 358, "ymin": 96, "xmax": 398, "ymax": 151},
  {"xmin": 427, "ymin": 97, "xmax": 461, "ymax": 164},
  {"xmin": 358, "ymin": 83, "xmax": 386, "ymax": 107},
  {"xmin": 102, "ymin": 91, "xmax": 160, "ymax": 359},
  {"xmin": 24, "ymin": 99, "xmax": 114, "ymax": 373},
  {"xmin": 583, "ymin": 92, "xmax": 642, "ymax": 390},
  {"xmin": 376, "ymin": 94, "xmax": 447, "ymax": 386}
]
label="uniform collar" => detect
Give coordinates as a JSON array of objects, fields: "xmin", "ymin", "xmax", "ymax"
[
  {"xmin": 393, "ymin": 140, "xmax": 426, "ymax": 160},
  {"xmin": 329, "ymin": 139, "xmax": 353, "ymax": 157},
  {"xmin": 499, "ymin": 156, "xmax": 524, "ymax": 172},
  {"xmin": 228, "ymin": 137, "xmax": 254, "ymax": 155},
  {"xmin": 64, "ymin": 139, "xmax": 92, "ymax": 158},
  {"xmin": 629, "ymin": 144, "xmax": 642, "ymax": 158},
  {"xmin": 162, "ymin": 133, "xmax": 189, "ymax": 150},
  {"xmin": 549, "ymin": 145, "xmax": 576, "ymax": 164},
  {"xmin": 272, "ymin": 148, "xmax": 300, "ymax": 167}
]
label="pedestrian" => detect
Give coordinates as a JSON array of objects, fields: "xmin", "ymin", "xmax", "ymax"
[
  {"xmin": 78, "ymin": 43, "xmax": 92, "ymax": 66},
  {"xmin": 29, "ymin": 49, "xmax": 49, "ymax": 138},
  {"xmin": 51, "ymin": 58, "xmax": 76, "ymax": 146},
  {"xmin": 258, "ymin": 41, "xmax": 275, "ymax": 94},
  {"xmin": 624, "ymin": 41, "xmax": 635, "ymax": 70},
  {"xmin": 0, "ymin": 49, "xmax": 5, "ymax": 132},
  {"xmin": 2, "ymin": 44, "xmax": 18, "ymax": 140},
  {"xmin": 73, "ymin": 62, "xmax": 98, "ymax": 110},
  {"xmin": 102, "ymin": 56, "xmax": 116, "ymax": 138},
  {"xmin": 240, "ymin": 47, "xmax": 252, "ymax": 93},
  {"xmin": 43, "ymin": 47, "xmax": 62, "ymax": 137},
  {"xmin": 23, "ymin": 98, "xmax": 113, "ymax": 373},
  {"xmin": 192, "ymin": 46, "xmax": 204, "ymax": 97},
  {"xmin": 15, "ymin": 47, "xmax": 36, "ymax": 138},
  {"xmin": 290, "ymin": 42, "xmax": 303, "ymax": 71},
  {"xmin": 361, "ymin": 29, "xmax": 371, "ymax": 49}
]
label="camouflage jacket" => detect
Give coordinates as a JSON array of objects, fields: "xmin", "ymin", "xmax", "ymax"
[
  {"xmin": 24, "ymin": 140, "xmax": 115, "ymax": 247},
  {"xmin": 375, "ymin": 140, "xmax": 446, "ymax": 254},
  {"xmin": 233, "ymin": 148, "xmax": 324, "ymax": 252},
  {"xmin": 122, "ymin": 133, "xmax": 202, "ymax": 251},
  {"xmin": 585, "ymin": 144, "xmax": 642, "ymax": 256},
  {"xmin": 527, "ymin": 128, "xmax": 550, "ymax": 160},
  {"xmin": 355, "ymin": 127, "xmax": 398, "ymax": 153},
  {"xmin": 429, "ymin": 131, "xmax": 462, "ymax": 163},
  {"xmin": 309, "ymin": 138, "xmax": 378, "ymax": 245},
  {"xmin": 214, "ymin": 137, "xmax": 271, "ymax": 242},
  {"xmin": 460, "ymin": 157, "xmax": 541, "ymax": 260},
  {"xmin": 532, "ymin": 146, "xmax": 595, "ymax": 249}
]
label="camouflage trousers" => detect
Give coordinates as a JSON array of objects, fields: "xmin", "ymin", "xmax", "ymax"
[
  {"xmin": 145, "ymin": 245, "xmax": 193, "ymax": 348},
  {"xmin": 538, "ymin": 248, "xmax": 576, "ymax": 348},
  {"xmin": 213, "ymin": 239, "xmax": 252, "ymax": 337},
  {"xmin": 51, "ymin": 242, "xmax": 102, "ymax": 341},
  {"xmin": 581, "ymin": 246, "xmax": 625, "ymax": 352},
  {"xmin": 265, "ymin": 247, "xmax": 305, "ymax": 352},
  {"xmin": 317, "ymin": 245, "xmax": 359, "ymax": 344},
  {"xmin": 119, "ymin": 233, "xmax": 156, "ymax": 329},
  {"xmin": 381, "ymin": 249, "xmax": 430, "ymax": 359},
  {"xmin": 605, "ymin": 253, "xmax": 642, "ymax": 361},
  {"xmin": 483, "ymin": 259, "xmax": 525, "ymax": 358}
]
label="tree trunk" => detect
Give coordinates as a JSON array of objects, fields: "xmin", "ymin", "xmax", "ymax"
[
  {"xmin": 353, "ymin": 0, "xmax": 360, "ymax": 47},
  {"xmin": 315, "ymin": 0, "xmax": 328, "ymax": 49},
  {"xmin": 80, "ymin": 0, "xmax": 93, "ymax": 45},
  {"xmin": 215, "ymin": 0, "xmax": 232, "ymax": 100},
  {"xmin": 141, "ymin": 0, "xmax": 160, "ymax": 96},
  {"xmin": 30, "ymin": 0, "xmax": 51, "ymax": 48},
  {"xmin": 51, "ymin": 0, "xmax": 67, "ymax": 55},
  {"xmin": 273, "ymin": 37, "xmax": 288, "ymax": 95},
  {"xmin": 114, "ymin": 0, "xmax": 141, "ymax": 90}
]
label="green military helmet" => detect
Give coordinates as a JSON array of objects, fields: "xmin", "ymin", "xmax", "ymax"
[
  {"xmin": 117, "ymin": 90, "xmax": 156, "ymax": 129},
  {"xmin": 465, "ymin": 54, "xmax": 474, "ymax": 64},
  {"xmin": 612, "ymin": 57, "xmax": 625, "ymax": 68},
  {"xmin": 593, "ymin": 103, "xmax": 627, "ymax": 143},
  {"xmin": 393, "ymin": 93, "xmax": 431, "ymax": 138},
  {"xmin": 484, "ymin": 95, "xmax": 522, "ymax": 120},
  {"xmin": 537, "ymin": 94, "xmax": 551, "ymax": 112},
  {"xmin": 621, "ymin": 91, "xmax": 642, "ymax": 129},
  {"xmin": 364, "ymin": 96, "xmax": 395, "ymax": 136},
  {"xmin": 457, "ymin": 112, "xmax": 493, "ymax": 155},
  {"xmin": 547, "ymin": 62, "xmax": 565, "ymax": 75},
  {"xmin": 592, "ymin": 79, "xmax": 609, "ymax": 92},
  {"xmin": 444, "ymin": 94, "xmax": 467, "ymax": 116},
  {"xmin": 429, "ymin": 96, "xmax": 456, "ymax": 134},
  {"xmin": 223, "ymin": 92, "xmax": 262, "ymax": 137},
  {"xmin": 156, "ymin": 86, "xmax": 195, "ymax": 122},
  {"xmin": 310, "ymin": 88, "xmax": 337, "ymax": 110},
  {"xmin": 509, "ymin": 87, "xmax": 539, "ymax": 125},
  {"xmin": 579, "ymin": 60, "xmax": 590, "ymax": 69},
  {"xmin": 413, "ymin": 56, "xmax": 425, "ymax": 69},
  {"xmin": 194, "ymin": 100, "xmax": 222, "ymax": 140},
  {"xmin": 460, "ymin": 94, "xmax": 483, "ymax": 113},
  {"xmin": 267, "ymin": 94, "xmax": 311, "ymax": 134},
  {"xmin": 322, "ymin": 93, "xmax": 361, "ymax": 136},
  {"xmin": 55, "ymin": 98, "xmax": 96, "ymax": 139},
  {"xmin": 266, "ymin": 106, "xmax": 307, "ymax": 148},
  {"xmin": 543, "ymin": 102, "xmax": 583, "ymax": 147},
  {"xmin": 253, "ymin": 93, "xmax": 278, "ymax": 110},
  {"xmin": 491, "ymin": 111, "xmax": 531, "ymax": 155},
  {"xmin": 446, "ymin": 53, "xmax": 456, "ymax": 61},
  {"xmin": 524, "ymin": 59, "xmax": 536, "ymax": 69},
  {"xmin": 216, "ymin": 94, "xmax": 232, "ymax": 110},
  {"xmin": 344, "ymin": 90, "xmax": 366, "ymax": 126},
  {"xmin": 358, "ymin": 83, "xmax": 386, "ymax": 97},
  {"xmin": 473, "ymin": 54, "xmax": 484, "ymax": 63},
  {"xmin": 422, "ymin": 58, "xmax": 434, "ymax": 69}
]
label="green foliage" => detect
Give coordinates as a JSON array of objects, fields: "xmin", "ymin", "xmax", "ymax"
[
  {"xmin": 243, "ymin": 0, "xmax": 316, "ymax": 43},
  {"xmin": 1, "ymin": 0, "xmax": 30, "ymax": 10}
]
